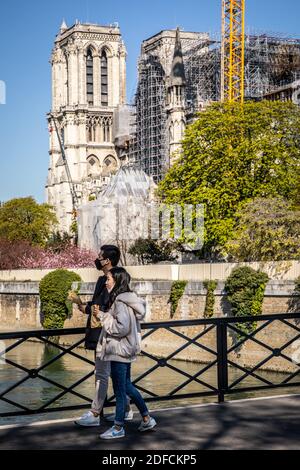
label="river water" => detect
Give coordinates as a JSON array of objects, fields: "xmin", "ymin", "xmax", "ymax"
[{"xmin": 0, "ymin": 339, "xmax": 299, "ymax": 426}]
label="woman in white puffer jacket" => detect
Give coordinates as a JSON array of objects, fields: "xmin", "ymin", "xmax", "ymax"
[{"xmin": 93, "ymin": 267, "xmax": 157, "ymax": 440}]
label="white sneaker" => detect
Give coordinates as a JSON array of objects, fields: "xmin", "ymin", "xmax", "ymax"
[
  {"xmin": 74, "ymin": 411, "xmax": 100, "ymax": 427},
  {"xmin": 100, "ymin": 426, "xmax": 125, "ymax": 440},
  {"xmin": 105, "ymin": 409, "xmax": 134, "ymax": 422},
  {"xmin": 138, "ymin": 416, "xmax": 157, "ymax": 432}
]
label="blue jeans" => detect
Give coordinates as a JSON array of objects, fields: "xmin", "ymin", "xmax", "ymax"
[{"xmin": 111, "ymin": 361, "xmax": 149, "ymax": 427}]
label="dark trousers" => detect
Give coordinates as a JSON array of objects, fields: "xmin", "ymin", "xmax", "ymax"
[{"xmin": 111, "ymin": 361, "xmax": 149, "ymax": 427}]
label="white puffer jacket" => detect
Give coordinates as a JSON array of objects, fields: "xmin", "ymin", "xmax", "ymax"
[{"xmin": 96, "ymin": 291, "xmax": 146, "ymax": 363}]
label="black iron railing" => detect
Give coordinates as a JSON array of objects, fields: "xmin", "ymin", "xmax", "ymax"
[{"xmin": 0, "ymin": 313, "xmax": 300, "ymax": 418}]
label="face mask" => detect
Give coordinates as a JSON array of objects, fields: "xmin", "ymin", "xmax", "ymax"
[{"xmin": 94, "ymin": 259, "xmax": 103, "ymax": 271}]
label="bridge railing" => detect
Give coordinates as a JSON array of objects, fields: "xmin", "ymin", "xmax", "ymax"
[{"xmin": 0, "ymin": 312, "xmax": 300, "ymax": 418}]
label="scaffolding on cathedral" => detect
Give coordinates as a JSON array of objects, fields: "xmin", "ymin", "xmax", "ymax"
[
  {"xmin": 130, "ymin": 30, "xmax": 300, "ymax": 183},
  {"xmin": 244, "ymin": 34, "xmax": 300, "ymax": 99},
  {"xmin": 183, "ymin": 37, "xmax": 221, "ymax": 110},
  {"xmin": 132, "ymin": 32, "xmax": 219, "ymax": 183},
  {"xmin": 133, "ymin": 54, "xmax": 168, "ymax": 183}
]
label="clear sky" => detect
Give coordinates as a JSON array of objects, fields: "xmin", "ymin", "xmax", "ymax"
[{"xmin": 0, "ymin": 0, "xmax": 300, "ymax": 203}]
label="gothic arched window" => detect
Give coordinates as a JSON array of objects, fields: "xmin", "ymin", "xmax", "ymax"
[
  {"xmin": 86, "ymin": 49, "xmax": 94, "ymax": 106},
  {"xmin": 102, "ymin": 117, "xmax": 112, "ymax": 142},
  {"xmin": 87, "ymin": 155, "xmax": 100, "ymax": 176},
  {"xmin": 102, "ymin": 155, "xmax": 117, "ymax": 176},
  {"xmin": 101, "ymin": 50, "xmax": 108, "ymax": 106}
]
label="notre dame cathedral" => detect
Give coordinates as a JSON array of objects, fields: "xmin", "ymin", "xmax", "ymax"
[
  {"xmin": 46, "ymin": 21, "xmax": 127, "ymax": 231},
  {"xmin": 46, "ymin": 21, "xmax": 189, "ymax": 233}
]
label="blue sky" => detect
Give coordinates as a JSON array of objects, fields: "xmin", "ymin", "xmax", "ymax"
[{"xmin": 0, "ymin": 0, "xmax": 300, "ymax": 203}]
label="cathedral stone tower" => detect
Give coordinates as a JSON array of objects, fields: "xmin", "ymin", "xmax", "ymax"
[
  {"xmin": 166, "ymin": 28, "xmax": 186, "ymax": 164},
  {"xmin": 46, "ymin": 21, "xmax": 127, "ymax": 232}
]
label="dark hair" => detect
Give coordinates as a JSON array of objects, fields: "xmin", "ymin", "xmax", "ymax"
[
  {"xmin": 100, "ymin": 245, "xmax": 120, "ymax": 267},
  {"xmin": 108, "ymin": 267, "xmax": 131, "ymax": 306}
]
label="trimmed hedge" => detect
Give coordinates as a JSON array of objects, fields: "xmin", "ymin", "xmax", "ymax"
[{"xmin": 39, "ymin": 269, "xmax": 81, "ymax": 330}]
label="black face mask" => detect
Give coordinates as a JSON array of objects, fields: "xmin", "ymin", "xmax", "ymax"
[{"xmin": 94, "ymin": 259, "xmax": 103, "ymax": 271}]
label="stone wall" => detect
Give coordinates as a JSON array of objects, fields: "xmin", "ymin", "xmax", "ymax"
[
  {"xmin": 1, "ymin": 260, "xmax": 300, "ymax": 283},
  {"xmin": 0, "ymin": 280, "xmax": 300, "ymax": 374},
  {"xmin": 0, "ymin": 283, "xmax": 41, "ymax": 331}
]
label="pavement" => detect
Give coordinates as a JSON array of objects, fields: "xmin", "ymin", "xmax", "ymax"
[{"xmin": 0, "ymin": 394, "xmax": 300, "ymax": 450}]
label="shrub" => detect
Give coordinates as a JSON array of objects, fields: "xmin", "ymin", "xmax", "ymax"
[
  {"xmin": 39, "ymin": 269, "xmax": 82, "ymax": 330},
  {"xmin": 225, "ymin": 266, "xmax": 269, "ymax": 337},
  {"xmin": 203, "ymin": 280, "xmax": 217, "ymax": 318},
  {"xmin": 168, "ymin": 281, "xmax": 187, "ymax": 318}
]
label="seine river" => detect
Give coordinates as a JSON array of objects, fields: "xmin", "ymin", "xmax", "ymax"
[{"xmin": 0, "ymin": 339, "xmax": 299, "ymax": 426}]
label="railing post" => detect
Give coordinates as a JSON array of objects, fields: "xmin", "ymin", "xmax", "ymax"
[{"xmin": 217, "ymin": 320, "xmax": 228, "ymax": 403}]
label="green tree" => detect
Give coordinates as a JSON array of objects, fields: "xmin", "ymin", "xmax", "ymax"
[
  {"xmin": 225, "ymin": 197, "xmax": 300, "ymax": 261},
  {"xmin": 0, "ymin": 197, "xmax": 57, "ymax": 247},
  {"xmin": 158, "ymin": 101, "xmax": 300, "ymax": 258},
  {"xmin": 128, "ymin": 238, "xmax": 177, "ymax": 265}
]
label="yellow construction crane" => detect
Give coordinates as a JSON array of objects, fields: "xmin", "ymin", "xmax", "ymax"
[{"xmin": 221, "ymin": 0, "xmax": 245, "ymax": 103}]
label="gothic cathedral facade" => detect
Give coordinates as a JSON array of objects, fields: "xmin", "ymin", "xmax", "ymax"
[{"xmin": 46, "ymin": 21, "xmax": 126, "ymax": 231}]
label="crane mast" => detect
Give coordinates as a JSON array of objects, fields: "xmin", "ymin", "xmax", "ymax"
[{"xmin": 221, "ymin": 0, "xmax": 245, "ymax": 103}]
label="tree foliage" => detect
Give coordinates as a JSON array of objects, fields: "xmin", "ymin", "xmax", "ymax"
[
  {"xmin": 225, "ymin": 197, "xmax": 300, "ymax": 261},
  {"xmin": 128, "ymin": 238, "xmax": 177, "ymax": 265},
  {"xmin": 0, "ymin": 197, "xmax": 57, "ymax": 247},
  {"xmin": 158, "ymin": 101, "xmax": 300, "ymax": 258}
]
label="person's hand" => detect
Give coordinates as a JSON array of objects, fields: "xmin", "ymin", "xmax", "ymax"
[
  {"xmin": 67, "ymin": 290, "xmax": 82, "ymax": 305},
  {"xmin": 91, "ymin": 304, "xmax": 100, "ymax": 317},
  {"xmin": 78, "ymin": 303, "xmax": 86, "ymax": 314}
]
